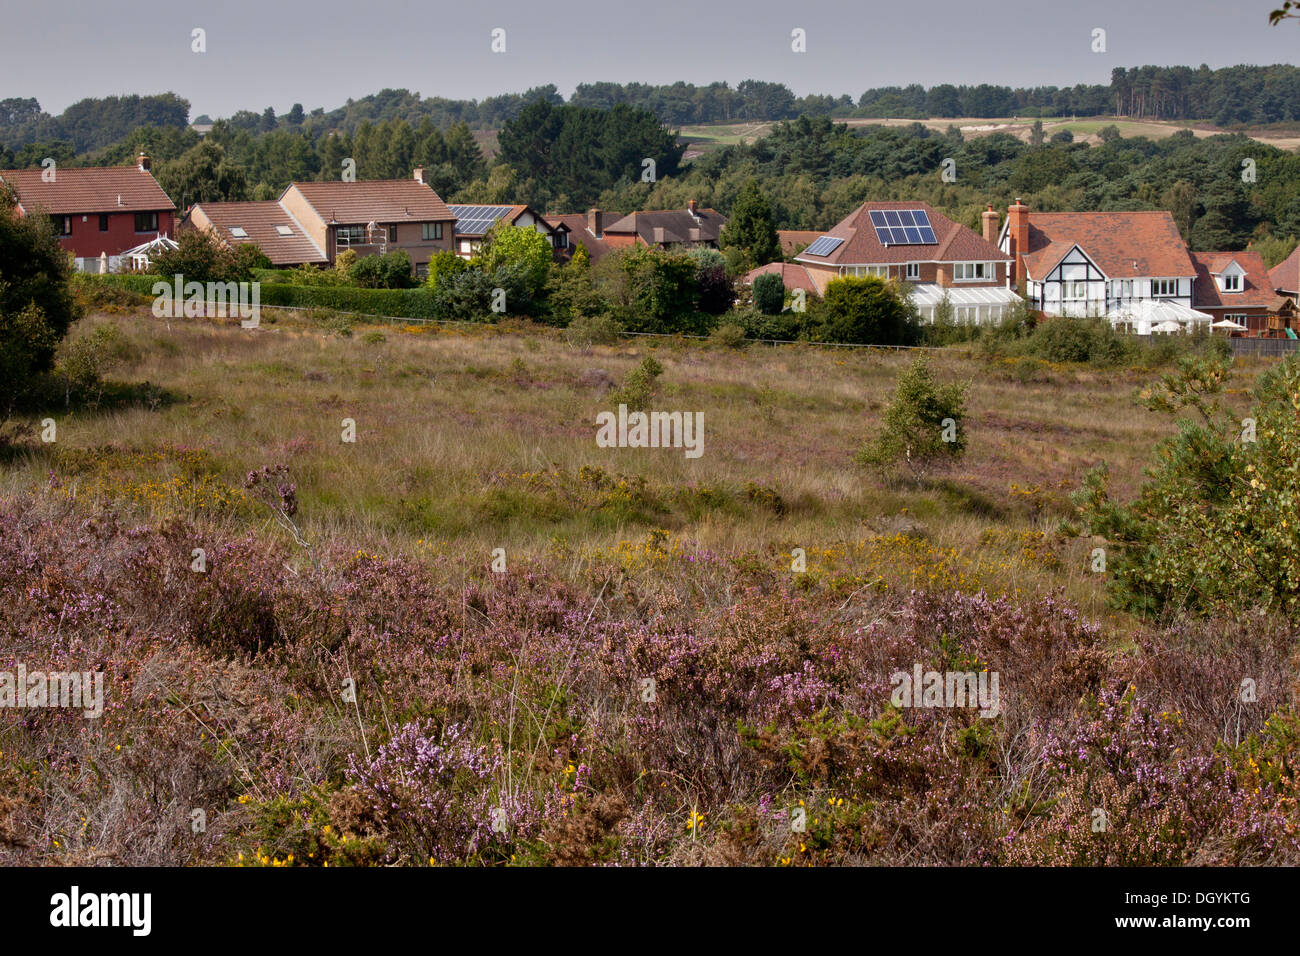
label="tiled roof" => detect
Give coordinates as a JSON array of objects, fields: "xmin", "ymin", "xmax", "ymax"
[
  {"xmin": 288, "ymin": 179, "xmax": 453, "ymax": 225},
  {"xmin": 188, "ymin": 201, "xmax": 327, "ymax": 265},
  {"xmin": 1190, "ymin": 251, "xmax": 1275, "ymax": 310},
  {"xmin": 1018, "ymin": 211, "xmax": 1194, "ymax": 280},
  {"xmin": 1269, "ymin": 244, "xmax": 1300, "ymax": 294},
  {"xmin": 545, "ymin": 213, "xmax": 613, "ymax": 262},
  {"xmin": 0, "ymin": 165, "xmax": 175, "ymax": 214},
  {"xmin": 603, "ymin": 207, "xmax": 726, "ymax": 245},
  {"xmin": 794, "ymin": 201, "xmax": 1007, "ymax": 267},
  {"xmin": 778, "ymin": 230, "xmax": 823, "ymax": 255},
  {"xmin": 743, "ymin": 261, "xmax": 818, "ymax": 294}
]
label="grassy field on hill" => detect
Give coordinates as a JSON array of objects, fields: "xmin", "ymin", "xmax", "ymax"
[{"xmin": 679, "ymin": 116, "xmax": 1300, "ymax": 153}]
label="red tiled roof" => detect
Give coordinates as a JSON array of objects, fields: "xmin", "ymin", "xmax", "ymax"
[
  {"xmin": 187, "ymin": 201, "xmax": 327, "ymax": 266},
  {"xmin": 1269, "ymin": 244, "xmax": 1300, "ymax": 295},
  {"xmin": 545, "ymin": 213, "xmax": 613, "ymax": 262},
  {"xmin": 743, "ymin": 261, "xmax": 818, "ymax": 294},
  {"xmin": 794, "ymin": 201, "xmax": 1007, "ymax": 267},
  {"xmin": 0, "ymin": 165, "xmax": 175, "ymax": 214},
  {"xmin": 1019, "ymin": 211, "xmax": 1194, "ymax": 280},
  {"xmin": 603, "ymin": 207, "xmax": 727, "ymax": 245},
  {"xmin": 1190, "ymin": 251, "xmax": 1274, "ymax": 311},
  {"xmin": 288, "ymin": 179, "xmax": 453, "ymax": 225},
  {"xmin": 778, "ymin": 230, "xmax": 822, "ymax": 256}
]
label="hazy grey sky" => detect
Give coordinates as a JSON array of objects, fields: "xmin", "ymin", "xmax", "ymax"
[{"xmin": 3, "ymin": 0, "xmax": 1296, "ymax": 118}]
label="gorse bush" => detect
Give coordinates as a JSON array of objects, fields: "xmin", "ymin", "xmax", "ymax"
[
  {"xmin": 608, "ymin": 355, "xmax": 664, "ymax": 410},
  {"xmin": 1075, "ymin": 352, "xmax": 1300, "ymax": 620}
]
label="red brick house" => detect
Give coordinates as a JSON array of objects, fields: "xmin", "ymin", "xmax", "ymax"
[
  {"xmin": 278, "ymin": 170, "xmax": 456, "ymax": 278},
  {"xmin": 1190, "ymin": 250, "xmax": 1276, "ymax": 334},
  {"xmin": 544, "ymin": 209, "xmax": 618, "ymax": 263},
  {"xmin": 0, "ymin": 154, "xmax": 175, "ymax": 271},
  {"xmin": 795, "ymin": 201, "xmax": 1018, "ymax": 323},
  {"xmin": 601, "ymin": 201, "xmax": 727, "ymax": 251}
]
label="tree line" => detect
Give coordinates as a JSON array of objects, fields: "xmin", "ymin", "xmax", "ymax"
[{"xmin": 7, "ymin": 62, "xmax": 1300, "ymax": 162}]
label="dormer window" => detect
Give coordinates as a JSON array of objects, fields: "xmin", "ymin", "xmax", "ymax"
[{"xmin": 1220, "ymin": 273, "xmax": 1242, "ymax": 292}]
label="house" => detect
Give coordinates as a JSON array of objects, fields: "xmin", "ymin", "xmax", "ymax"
[
  {"xmin": 1269, "ymin": 244, "xmax": 1300, "ymax": 298},
  {"xmin": 997, "ymin": 200, "xmax": 1196, "ymax": 318},
  {"xmin": 446, "ymin": 203, "xmax": 564, "ymax": 259},
  {"xmin": 544, "ymin": 208, "xmax": 618, "ymax": 263},
  {"xmin": 601, "ymin": 200, "xmax": 727, "ymax": 251},
  {"xmin": 741, "ymin": 261, "xmax": 819, "ymax": 296},
  {"xmin": 1190, "ymin": 251, "xmax": 1276, "ymax": 335},
  {"xmin": 0, "ymin": 153, "xmax": 175, "ymax": 272},
  {"xmin": 277, "ymin": 168, "xmax": 456, "ymax": 277},
  {"xmin": 777, "ymin": 230, "xmax": 822, "ymax": 257},
  {"xmin": 183, "ymin": 200, "xmax": 327, "ymax": 267},
  {"xmin": 794, "ymin": 201, "xmax": 1019, "ymax": 323}
]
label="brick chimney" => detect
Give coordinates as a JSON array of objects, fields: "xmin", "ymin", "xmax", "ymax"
[
  {"xmin": 688, "ymin": 199, "xmax": 698, "ymax": 217},
  {"xmin": 1007, "ymin": 198, "xmax": 1030, "ymax": 289},
  {"xmin": 413, "ymin": 166, "xmax": 424, "ymax": 185},
  {"xmin": 587, "ymin": 207, "xmax": 603, "ymax": 237},
  {"xmin": 137, "ymin": 152, "xmax": 151, "ymax": 172},
  {"xmin": 981, "ymin": 203, "xmax": 999, "ymax": 244}
]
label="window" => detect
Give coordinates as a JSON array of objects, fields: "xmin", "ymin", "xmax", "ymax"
[
  {"xmin": 388, "ymin": 225, "xmax": 398, "ymax": 243},
  {"xmin": 557, "ymin": 232, "xmax": 569, "ymax": 248},
  {"xmin": 1064, "ymin": 281, "xmax": 1087, "ymax": 300},
  {"xmin": 275, "ymin": 225, "xmax": 293, "ymax": 237},
  {"xmin": 98, "ymin": 214, "xmax": 109, "ymax": 232},
  {"xmin": 1152, "ymin": 279, "xmax": 1179, "ymax": 297},
  {"xmin": 134, "ymin": 212, "xmax": 158, "ymax": 233},
  {"xmin": 52, "ymin": 215, "xmax": 71, "ymax": 236},
  {"xmin": 337, "ymin": 225, "xmax": 366, "ymax": 243},
  {"xmin": 422, "ymin": 222, "xmax": 444, "ymax": 241},
  {"xmin": 904, "ymin": 262, "xmax": 920, "ymax": 280},
  {"xmin": 230, "ymin": 226, "xmax": 248, "ymax": 238},
  {"xmin": 953, "ymin": 262, "xmax": 991, "ymax": 281},
  {"xmin": 1221, "ymin": 273, "xmax": 1242, "ymax": 292}
]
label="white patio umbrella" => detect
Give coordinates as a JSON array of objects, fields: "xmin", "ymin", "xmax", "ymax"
[
  {"xmin": 1151, "ymin": 320, "xmax": 1183, "ymax": 334},
  {"xmin": 1211, "ymin": 318, "xmax": 1247, "ymax": 331}
]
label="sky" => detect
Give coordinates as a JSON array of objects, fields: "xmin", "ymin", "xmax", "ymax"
[{"xmin": 2, "ymin": 0, "xmax": 1297, "ymax": 119}]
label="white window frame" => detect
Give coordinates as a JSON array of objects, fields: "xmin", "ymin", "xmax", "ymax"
[
  {"xmin": 904, "ymin": 262, "xmax": 920, "ymax": 280},
  {"xmin": 1152, "ymin": 278, "xmax": 1179, "ymax": 297},
  {"xmin": 1221, "ymin": 273, "xmax": 1242, "ymax": 292},
  {"xmin": 953, "ymin": 261, "xmax": 992, "ymax": 282}
]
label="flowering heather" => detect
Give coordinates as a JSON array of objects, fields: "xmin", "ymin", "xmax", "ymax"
[{"xmin": 1, "ymin": 491, "xmax": 1297, "ymax": 866}]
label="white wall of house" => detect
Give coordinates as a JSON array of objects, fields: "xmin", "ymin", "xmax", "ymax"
[{"xmin": 1030, "ymin": 248, "xmax": 1193, "ymax": 317}]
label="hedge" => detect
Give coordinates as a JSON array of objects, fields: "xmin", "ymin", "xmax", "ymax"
[{"xmin": 79, "ymin": 273, "xmax": 451, "ymax": 320}]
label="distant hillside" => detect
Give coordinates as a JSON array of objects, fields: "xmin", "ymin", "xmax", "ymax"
[{"xmin": 0, "ymin": 93, "xmax": 189, "ymax": 154}]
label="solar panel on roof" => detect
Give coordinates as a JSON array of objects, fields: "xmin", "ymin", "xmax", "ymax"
[
  {"xmin": 871, "ymin": 208, "xmax": 937, "ymax": 245},
  {"xmin": 804, "ymin": 235, "xmax": 844, "ymax": 257}
]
